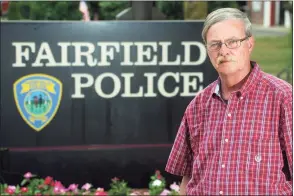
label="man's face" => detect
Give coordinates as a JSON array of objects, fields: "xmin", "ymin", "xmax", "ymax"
[{"xmin": 206, "ymin": 19, "xmax": 254, "ymax": 76}]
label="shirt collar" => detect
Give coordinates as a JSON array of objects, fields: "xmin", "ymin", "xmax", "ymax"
[{"xmin": 212, "ymin": 61, "xmax": 262, "ymax": 98}]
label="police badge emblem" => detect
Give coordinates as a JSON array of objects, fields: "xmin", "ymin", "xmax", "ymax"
[{"xmin": 13, "ymin": 74, "xmax": 62, "ymax": 132}]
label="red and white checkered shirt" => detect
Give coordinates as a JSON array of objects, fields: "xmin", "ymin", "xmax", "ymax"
[{"xmin": 166, "ymin": 62, "xmax": 293, "ymax": 195}]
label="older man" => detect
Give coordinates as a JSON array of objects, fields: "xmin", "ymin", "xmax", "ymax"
[{"xmin": 165, "ymin": 8, "xmax": 292, "ymax": 195}]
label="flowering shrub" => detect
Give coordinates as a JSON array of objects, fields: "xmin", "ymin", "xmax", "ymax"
[
  {"xmin": 0, "ymin": 172, "xmax": 107, "ymax": 196},
  {"xmin": 0, "ymin": 170, "xmax": 180, "ymax": 196},
  {"xmin": 149, "ymin": 170, "xmax": 166, "ymax": 195},
  {"xmin": 148, "ymin": 170, "xmax": 180, "ymax": 196},
  {"xmin": 107, "ymin": 177, "xmax": 131, "ymax": 196}
]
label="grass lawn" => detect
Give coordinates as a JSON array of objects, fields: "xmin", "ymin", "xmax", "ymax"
[{"xmin": 251, "ymin": 32, "xmax": 293, "ymax": 84}]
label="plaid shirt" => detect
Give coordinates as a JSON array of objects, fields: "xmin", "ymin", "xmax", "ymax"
[{"xmin": 165, "ymin": 62, "xmax": 293, "ymax": 195}]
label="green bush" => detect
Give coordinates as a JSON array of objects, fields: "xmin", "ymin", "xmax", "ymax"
[
  {"xmin": 208, "ymin": 1, "xmax": 239, "ymax": 13},
  {"xmin": 157, "ymin": 1, "xmax": 183, "ymax": 20},
  {"xmin": 7, "ymin": 1, "xmax": 81, "ymax": 20},
  {"xmin": 99, "ymin": 1, "xmax": 129, "ymax": 20}
]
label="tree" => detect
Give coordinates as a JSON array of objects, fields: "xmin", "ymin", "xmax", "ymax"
[
  {"xmin": 99, "ymin": 1, "xmax": 129, "ymax": 20},
  {"xmin": 207, "ymin": 1, "xmax": 239, "ymax": 13},
  {"xmin": 7, "ymin": 1, "xmax": 82, "ymax": 20},
  {"xmin": 156, "ymin": 1, "xmax": 183, "ymax": 20},
  {"xmin": 183, "ymin": 2, "xmax": 207, "ymax": 20},
  {"xmin": 5, "ymin": 1, "xmax": 182, "ymax": 21}
]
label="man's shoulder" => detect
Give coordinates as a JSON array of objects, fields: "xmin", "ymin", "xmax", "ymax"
[{"xmin": 260, "ymin": 71, "xmax": 292, "ymax": 98}]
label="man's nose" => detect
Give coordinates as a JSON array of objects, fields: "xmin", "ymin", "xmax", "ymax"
[{"xmin": 218, "ymin": 43, "xmax": 230, "ymax": 56}]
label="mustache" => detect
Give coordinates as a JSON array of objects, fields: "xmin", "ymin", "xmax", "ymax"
[{"xmin": 217, "ymin": 56, "xmax": 235, "ymax": 64}]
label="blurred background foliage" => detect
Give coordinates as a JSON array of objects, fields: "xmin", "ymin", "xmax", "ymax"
[{"xmin": 4, "ymin": 1, "xmax": 240, "ymax": 21}]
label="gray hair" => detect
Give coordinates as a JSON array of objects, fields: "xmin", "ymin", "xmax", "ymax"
[{"xmin": 202, "ymin": 8, "xmax": 252, "ymax": 43}]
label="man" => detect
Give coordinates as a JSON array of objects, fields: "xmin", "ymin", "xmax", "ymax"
[{"xmin": 165, "ymin": 8, "xmax": 292, "ymax": 195}]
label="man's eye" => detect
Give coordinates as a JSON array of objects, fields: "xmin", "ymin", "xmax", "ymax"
[
  {"xmin": 210, "ymin": 43, "xmax": 219, "ymax": 48},
  {"xmin": 227, "ymin": 40, "xmax": 237, "ymax": 45}
]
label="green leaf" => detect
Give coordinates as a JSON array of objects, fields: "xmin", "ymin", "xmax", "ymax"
[
  {"xmin": 21, "ymin": 179, "xmax": 28, "ymax": 186},
  {"xmin": 34, "ymin": 189, "xmax": 41, "ymax": 194},
  {"xmin": 15, "ymin": 185, "xmax": 21, "ymax": 193}
]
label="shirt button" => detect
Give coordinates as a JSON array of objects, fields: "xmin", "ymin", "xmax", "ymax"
[
  {"xmin": 228, "ymin": 113, "xmax": 231, "ymax": 117},
  {"xmin": 240, "ymin": 96, "xmax": 243, "ymax": 100},
  {"xmin": 221, "ymin": 164, "xmax": 225, "ymax": 168},
  {"xmin": 219, "ymin": 191, "xmax": 223, "ymax": 195},
  {"xmin": 225, "ymin": 138, "xmax": 229, "ymax": 143},
  {"xmin": 255, "ymin": 154, "xmax": 262, "ymax": 162}
]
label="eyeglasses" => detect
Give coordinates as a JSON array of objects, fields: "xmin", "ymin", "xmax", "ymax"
[{"xmin": 206, "ymin": 36, "xmax": 250, "ymax": 51}]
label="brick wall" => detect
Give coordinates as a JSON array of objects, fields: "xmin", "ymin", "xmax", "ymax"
[{"xmin": 247, "ymin": 1, "xmax": 264, "ymax": 25}]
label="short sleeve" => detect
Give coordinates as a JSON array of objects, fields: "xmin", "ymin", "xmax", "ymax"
[{"xmin": 165, "ymin": 112, "xmax": 193, "ymax": 177}]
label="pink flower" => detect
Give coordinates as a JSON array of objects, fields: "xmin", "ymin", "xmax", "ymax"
[
  {"xmin": 95, "ymin": 190, "xmax": 108, "ymax": 196},
  {"xmin": 68, "ymin": 183, "xmax": 79, "ymax": 192},
  {"xmin": 82, "ymin": 183, "xmax": 92, "ymax": 191},
  {"xmin": 44, "ymin": 176, "xmax": 53, "ymax": 185},
  {"xmin": 54, "ymin": 186, "xmax": 66, "ymax": 194},
  {"xmin": 59, "ymin": 188, "xmax": 66, "ymax": 194},
  {"xmin": 53, "ymin": 186, "xmax": 60, "ymax": 193},
  {"xmin": 170, "ymin": 182, "xmax": 180, "ymax": 192},
  {"xmin": 24, "ymin": 172, "xmax": 33, "ymax": 179},
  {"xmin": 8, "ymin": 185, "xmax": 16, "ymax": 191},
  {"xmin": 54, "ymin": 180, "xmax": 64, "ymax": 189},
  {"xmin": 5, "ymin": 185, "xmax": 16, "ymax": 194},
  {"xmin": 20, "ymin": 187, "xmax": 28, "ymax": 193},
  {"xmin": 155, "ymin": 170, "xmax": 162, "ymax": 180},
  {"xmin": 155, "ymin": 170, "xmax": 161, "ymax": 176},
  {"xmin": 53, "ymin": 181, "xmax": 66, "ymax": 194}
]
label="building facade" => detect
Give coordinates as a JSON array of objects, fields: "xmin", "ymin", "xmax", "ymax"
[{"xmin": 246, "ymin": 1, "xmax": 291, "ymax": 28}]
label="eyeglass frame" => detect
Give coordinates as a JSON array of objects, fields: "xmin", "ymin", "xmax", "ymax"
[{"xmin": 206, "ymin": 35, "xmax": 251, "ymax": 52}]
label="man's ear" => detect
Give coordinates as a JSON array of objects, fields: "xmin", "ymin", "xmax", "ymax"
[{"xmin": 248, "ymin": 36, "xmax": 255, "ymax": 53}]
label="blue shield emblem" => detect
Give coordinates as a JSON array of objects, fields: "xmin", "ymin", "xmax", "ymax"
[{"xmin": 13, "ymin": 74, "xmax": 62, "ymax": 132}]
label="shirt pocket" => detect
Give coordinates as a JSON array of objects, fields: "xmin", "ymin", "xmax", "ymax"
[{"xmin": 239, "ymin": 137, "xmax": 280, "ymax": 181}]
